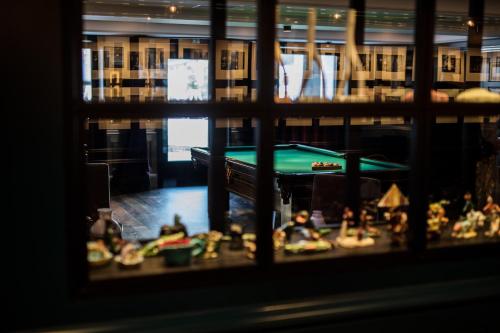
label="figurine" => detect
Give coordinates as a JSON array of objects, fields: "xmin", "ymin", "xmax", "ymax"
[
  {"xmin": 160, "ymin": 214, "xmax": 188, "ymax": 237},
  {"xmin": 483, "ymin": 195, "xmax": 500, "ymax": 237},
  {"xmin": 388, "ymin": 208, "xmax": 408, "ymax": 247},
  {"xmin": 294, "ymin": 210, "xmax": 321, "ymax": 240},
  {"xmin": 377, "ymin": 184, "xmax": 409, "ymax": 247},
  {"xmin": 461, "ymin": 192, "xmax": 475, "ymax": 216},
  {"xmin": 336, "ymin": 207, "xmax": 375, "ymax": 249},
  {"xmin": 359, "ymin": 209, "xmax": 381, "ymax": 238},
  {"xmin": 427, "ymin": 201, "xmax": 449, "ymax": 240},
  {"xmin": 451, "ymin": 210, "xmax": 485, "ymax": 239},
  {"xmin": 229, "ymin": 223, "xmax": 244, "ymax": 250}
]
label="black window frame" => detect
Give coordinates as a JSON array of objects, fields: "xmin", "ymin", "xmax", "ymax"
[{"xmin": 64, "ymin": 0, "xmax": 500, "ymax": 297}]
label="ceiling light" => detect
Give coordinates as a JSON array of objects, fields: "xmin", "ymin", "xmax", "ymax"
[
  {"xmin": 466, "ymin": 19, "xmax": 475, "ymax": 27},
  {"xmin": 333, "ymin": 13, "xmax": 341, "ymax": 20},
  {"xmin": 168, "ymin": 4, "xmax": 178, "ymax": 14},
  {"xmin": 147, "ymin": 16, "xmax": 151, "ymax": 21}
]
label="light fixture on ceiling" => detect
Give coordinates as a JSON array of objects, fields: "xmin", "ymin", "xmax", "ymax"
[
  {"xmin": 168, "ymin": 4, "xmax": 178, "ymax": 14},
  {"xmin": 333, "ymin": 13, "xmax": 341, "ymax": 20},
  {"xmin": 466, "ymin": 18, "xmax": 475, "ymax": 27},
  {"xmin": 283, "ymin": 25, "xmax": 292, "ymax": 32},
  {"xmin": 146, "ymin": 16, "xmax": 151, "ymax": 21}
]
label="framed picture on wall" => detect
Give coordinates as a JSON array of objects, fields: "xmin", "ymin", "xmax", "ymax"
[
  {"xmin": 216, "ymin": 40, "xmax": 249, "ymax": 80},
  {"xmin": 374, "ymin": 47, "xmax": 406, "ymax": 81},
  {"xmin": 215, "ymin": 86, "xmax": 248, "ymax": 102},
  {"xmin": 179, "ymin": 39, "xmax": 209, "ymax": 59},
  {"xmin": 437, "ymin": 47, "xmax": 464, "ymax": 82},
  {"xmin": 465, "ymin": 49, "xmax": 489, "ymax": 82},
  {"xmin": 352, "ymin": 46, "xmax": 374, "ymax": 81},
  {"xmin": 489, "ymin": 53, "xmax": 500, "ymax": 82},
  {"xmin": 138, "ymin": 38, "xmax": 169, "ymax": 80}
]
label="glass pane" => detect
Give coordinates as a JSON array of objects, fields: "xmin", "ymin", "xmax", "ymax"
[
  {"xmin": 427, "ymin": 115, "xmax": 500, "ymax": 248},
  {"xmin": 271, "ymin": 117, "xmax": 411, "ymax": 262},
  {"xmin": 275, "ymin": 0, "xmax": 415, "ymax": 104},
  {"xmin": 84, "ymin": 117, "xmax": 256, "ymax": 279},
  {"xmin": 433, "ymin": 0, "xmax": 500, "ymax": 103}
]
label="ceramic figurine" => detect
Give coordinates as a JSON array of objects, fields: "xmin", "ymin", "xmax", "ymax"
[
  {"xmin": 461, "ymin": 192, "xmax": 475, "ymax": 216},
  {"xmin": 483, "ymin": 195, "xmax": 500, "ymax": 237},
  {"xmin": 427, "ymin": 201, "xmax": 449, "ymax": 240},
  {"xmin": 452, "ymin": 210, "xmax": 485, "ymax": 239},
  {"xmin": 294, "ymin": 210, "xmax": 321, "ymax": 240},
  {"xmin": 336, "ymin": 207, "xmax": 375, "ymax": 249},
  {"xmin": 388, "ymin": 209, "xmax": 408, "ymax": 247},
  {"xmin": 229, "ymin": 223, "xmax": 244, "ymax": 250},
  {"xmin": 377, "ymin": 184, "xmax": 409, "ymax": 247},
  {"xmin": 359, "ymin": 209, "xmax": 380, "ymax": 238},
  {"xmin": 160, "ymin": 214, "xmax": 188, "ymax": 237},
  {"xmin": 90, "ymin": 208, "xmax": 122, "ymax": 240}
]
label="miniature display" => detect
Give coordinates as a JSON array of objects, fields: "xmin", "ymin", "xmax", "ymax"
[
  {"xmin": 451, "ymin": 192, "xmax": 485, "ymax": 239},
  {"xmin": 311, "ymin": 161, "xmax": 342, "ymax": 170},
  {"xmin": 427, "ymin": 200, "xmax": 449, "ymax": 240},
  {"xmin": 114, "ymin": 242, "xmax": 144, "ymax": 269},
  {"xmin": 336, "ymin": 208, "xmax": 375, "ymax": 249},
  {"xmin": 377, "ymin": 184, "xmax": 409, "ymax": 247},
  {"xmin": 87, "ymin": 240, "xmax": 113, "ymax": 268}
]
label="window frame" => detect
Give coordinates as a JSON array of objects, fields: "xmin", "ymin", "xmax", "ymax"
[{"xmin": 64, "ymin": 0, "xmax": 500, "ymax": 297}]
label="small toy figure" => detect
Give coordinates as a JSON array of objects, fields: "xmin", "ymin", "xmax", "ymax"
[
  {"xmin": 388, "ymin": 208, "xmax": 408, "ymax": 247},
  {"xmin": 462, "ymin": 192, "xmax": 474, "ymax": 216},
  {"xmin": 451, "ymin": 210, "xmax": 485, "ymax": 239},
  {"xmin": 359, "ymin": 209, "xmax": 380, "ymax": 238},
  {"xmin": 377, "ymin": 184, "xmax": 409, "ymax": 247},
  {"xmin": 229, "ymin": 223, "xmax": 244, "ymax": 250},
  {"xmin": 294, "ymin": 210, "xmax": 320, "ymax": 240},
  {"xmin": 336, "ymin": 207, "xmax": 375, "ymax": 249},
  {"xmin": 483, "ymin": 195, "xmax": 500, "ymax": 237},
  {"xmin": 160, "ymin": 214, "xmax": 188, "ymax": 237},
  {"xmin": 342, "ymin": 207, "xmax": 356, "ymax": 228},
  {"xmin": 427, "ymin": 201, "xmax": 449, "ymax": 240}
]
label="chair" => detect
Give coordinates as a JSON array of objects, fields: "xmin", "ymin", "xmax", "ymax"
[
  {"xmin": 310, "ymin": 174, "xmax": 381, "ymax": 224},
  {"xmin": 85, "ymin": 162, "xmax": 111, "ymax": 221}
]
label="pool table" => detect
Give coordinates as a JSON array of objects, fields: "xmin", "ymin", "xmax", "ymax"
[{"xmin": 191, "ymin": 144, "xmax": 408, "ymax": 214}]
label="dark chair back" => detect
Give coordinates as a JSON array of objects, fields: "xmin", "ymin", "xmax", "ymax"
[{"xmin": 310, "ymin": 174, "xmax": 381, "ymax": 224}]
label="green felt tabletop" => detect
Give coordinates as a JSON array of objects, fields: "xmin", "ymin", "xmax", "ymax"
[{"xmin": 224, "ymin": 145, "xmax": 402, "ymax": 174}]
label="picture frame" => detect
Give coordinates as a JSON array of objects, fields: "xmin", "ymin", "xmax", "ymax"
[
  {"xmin": 489, "ymin": 52, "xmax": 500, "ymax": 82},
  {"xmin": 95, "ymin": 36, "xmax": 130, "ymax": 78},
  {"xmin": 465, "ymin": 49, "xmax": 489, "ymax": 82},
  {"xmin": 215, "ymin": 86, "xmax": 248, "ymax": 102},
  {"xmin": 437, "ymin": 47, "xmax": 464, "ymax": 82},
  {"xmin": 374, "ymin": 47, "xmax": 406, "ymax": 81},
  {"xmin": 179, "ymin": 39, "xmax": 209, "ymax": 59},
  {"xmin": 352, "ymin": 46, "xmax": 375, "ymax": 81},
  {"xmin": 216, "ymin": 40, "xmax": 248, "ymax": 80},
  {"xmin": 138, "ymin": 38, "xmax": 170, "ymax": 79}
]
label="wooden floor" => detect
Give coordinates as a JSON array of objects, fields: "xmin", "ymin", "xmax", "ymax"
[{"xmin": 111, "ymin": 186, "xmax": 254, "ymax": 240}]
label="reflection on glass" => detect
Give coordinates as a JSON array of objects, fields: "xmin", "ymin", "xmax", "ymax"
[
  {"xmin": 167, "ymin": 118, "xmax": 209, "ymax": 161},
  {"xmin": 167, "ymin": 59, "xmax": 209, "ymax": 101}
]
